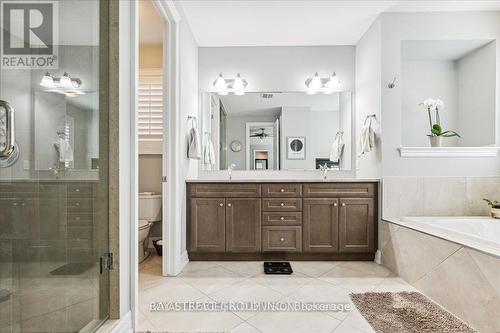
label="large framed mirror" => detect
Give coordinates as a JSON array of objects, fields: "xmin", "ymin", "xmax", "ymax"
[{"xmin": 200, "ymin": 91, "xmax": 352, "ymax": 171}]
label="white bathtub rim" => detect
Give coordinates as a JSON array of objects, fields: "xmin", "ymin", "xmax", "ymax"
[{"xmin": 382, "ymin": 216, "xmax": 500, "ymax": 259}]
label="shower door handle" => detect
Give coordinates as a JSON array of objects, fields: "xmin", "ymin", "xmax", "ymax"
[{"xmin": 0, "ymin": 101, "xmax": 15, "ymax": 158}]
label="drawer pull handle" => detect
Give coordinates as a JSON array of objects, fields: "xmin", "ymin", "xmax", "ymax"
[
  {"xmin": 280, "ymin": 188, "xmax": 285, "ymax": 192},
  {"xmin": 280, "ymin": 203, "xmax": 285, "ymax": 207},
  {"xmin": 227, "ymin": 203, "xmax": 232, "ymax": 207},
  {"xmin": 280, "ymin": 237, "xmax": 285, "ymax": 242},
  {"xmin": 219, "ymin": 203, "xmax": 224, "ymax": 207},
  {"xmin": 341, "ymin": 203, "xmax": 346, "ymax": 207},
  {"xmin": 280, "ymin": 216, "xmax": 285, "ymax": 221}
]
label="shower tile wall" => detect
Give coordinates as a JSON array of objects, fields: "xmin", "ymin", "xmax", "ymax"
[{"xmin": 382, "ymin": 176, "xmax": 500, "ymax": 218}]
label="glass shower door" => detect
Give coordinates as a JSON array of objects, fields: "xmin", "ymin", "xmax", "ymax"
[{"xmin": 0, "ymin": 1, "xmax": 109, "ymax": 332}]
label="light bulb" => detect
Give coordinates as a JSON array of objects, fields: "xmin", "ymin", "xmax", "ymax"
[
  {"xmin": 214, "ymin": 73, "xmax": 226, "ymax": 93},
  {"xmin": 233, "ymin": 73, "xmax": 244, "ymax": 91},
  {"xmin": 309, "ymin": 72, "xmax": 322, "ymax": 90},
  {"xmin": 40, "ymin": 72, "xmax": 55, "ymax": 88},
  {"xmin": 326, "ymin": 72, "xmax": 340, "ymax": 89},
  {"xmin": 59, "ymin": 72, "xmax": 73, "ymax": 90}
]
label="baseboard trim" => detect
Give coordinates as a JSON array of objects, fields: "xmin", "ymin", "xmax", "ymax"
[
  {"xmin": 374, "ymin": 250, "xmax": 382, "ymax": 264},
  {"xmin": 109, "ymin": 311, "xmax": 133, "ymax": 333},
  {"xmin": 177, "ymin": 250, "xmax": 189, "ymax": 271}
]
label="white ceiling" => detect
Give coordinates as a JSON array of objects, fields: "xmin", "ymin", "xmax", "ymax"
[
  {"xmin": 220, "ymin": 92, "xmax": 340, "ymax": 116},
  {"xmin": 178, "ymin": 1, "xmax": 500, "ymax": 47},
  {"xmin": 401, "ymin": 40, "xmax": 495, "ymax": 61},
  {"xmin": 139, "ymin": 0, "xmax": 163, "ymax": 45}
]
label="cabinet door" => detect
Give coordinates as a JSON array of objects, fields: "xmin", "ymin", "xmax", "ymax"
[
  {"xmin": 339, "ymin": 198, "xmax": 375, "ymax": 253},
  {"xmin": 303, "ymin": 198, "xmax": 339, "ymax": 252},
  {"xmin": 189, "ymin": 198, "xmax": 226, "ymax": 252},
  {"xmin": 226, "ymin": 198, "xmax": 261, "ymax": 253}
]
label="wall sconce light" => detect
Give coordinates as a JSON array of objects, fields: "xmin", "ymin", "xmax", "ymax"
[
  {"xmin": 305, "ymin": 72, "xmax": 340, "ymax": 94},
  {"xmin": 40, "ymin": 72, "xmax": 84, "ymax": 97},
  {"xmin": 213, "ymin": 73, "xmax": 248, "ymax": 96}
]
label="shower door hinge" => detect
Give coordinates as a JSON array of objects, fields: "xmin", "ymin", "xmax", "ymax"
[
  {"xmin": 162, "ymin": 176, "xmax": 167, "ymax": 182},
  {"xmin": 100, "ymin": 252, "xmax": 114, "ymax": 274}
]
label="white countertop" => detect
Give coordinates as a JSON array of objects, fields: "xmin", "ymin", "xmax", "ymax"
[{"xmin": 186, "ymin": 178, "xmax": 380, "ymax": 183}]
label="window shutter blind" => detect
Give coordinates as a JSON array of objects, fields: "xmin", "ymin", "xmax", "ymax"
[{"xmin": 138, "ymin": 70, "xmax": 163, "ymax": 142}]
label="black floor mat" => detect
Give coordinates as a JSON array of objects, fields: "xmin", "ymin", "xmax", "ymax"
[
  {"xmin": 264, "ymin": 262, "xmax": 293, "ymax": 275},
  {"xmin": 50, "ymin": 263, "xmax": 94, "ymax": 276}
]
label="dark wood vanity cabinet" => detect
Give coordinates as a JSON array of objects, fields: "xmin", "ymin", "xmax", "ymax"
[
  {"xmin": 187, "ymin": 181, "xmax": 378, "ymax": 260},
  {"xmin": 303, "ymin": 198, "xmax": 339, "ymax": 252}
]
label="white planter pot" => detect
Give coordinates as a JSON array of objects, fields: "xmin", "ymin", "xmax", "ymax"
[
  {"xmin": 491, "ymin": 208, "xmax": 500, "ymax": 219},
  {"xmin": 429, "ymin": 136, "xmax": 442, "ymax": 147}
]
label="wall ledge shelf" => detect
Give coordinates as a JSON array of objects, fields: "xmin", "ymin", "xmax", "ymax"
[{"xmin": 398, "ymin": 146, "xmax": 499, "ymax": 158}]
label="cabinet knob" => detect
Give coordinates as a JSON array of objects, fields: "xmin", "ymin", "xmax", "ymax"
[
  {"xmin": 75, "ymin": 189, "xmax": 80, "ymax": 192},
  {"xmin": 12, "ymin": 202, "xmax": 17, "ymax": 206},
  {"xmin": 341, "ymin": 203, "xmax": 346, "ymax": 207},
  {"xmin": 280, "ymin": 237, "xmax": 285, "ymax": 242},
  {"xmin": 21, "ymin": 202, "xmax": 25, "ymax": 207},
  {"xmin": 280, "ymin": 216, "xmax": 285, "ymax": 221},
  {"xmin": 227, "ymin": 203, "xmax": 232, "ymax": 207},
  {"xmin": 280, "ymin": 202, "xmax": 285, "ymax": 207},
  {"xmin": 75, "ymin": 202, "xmax": 80, "ymax": 207},
  {"xmin": 280, "ymin": 188, "xmax": 285, "ymax": 192},
  {"xmin": 333, "ymin": 203, "xmax": 338, "ymax": 207},
  {"xmin": 219, "ymin": 203, "xmax": 224, "ymax": 207}
]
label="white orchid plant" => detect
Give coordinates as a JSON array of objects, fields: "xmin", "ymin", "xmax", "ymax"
[{"xmin": 419, "ymin": 98, "xmax": 460, "ymax": 138}]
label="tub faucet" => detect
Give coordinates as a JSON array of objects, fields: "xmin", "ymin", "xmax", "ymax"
[
  {"xmin": 319, "ymin": 164, "xmax": 329, "ymax": 180},
  {"xmin": 228, "ymin": 163, "xmax": 236, "ymax": 180}
]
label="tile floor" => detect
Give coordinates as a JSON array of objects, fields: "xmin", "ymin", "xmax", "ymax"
[{"xmin": 138, "ymin": 254, "xmax": 416, "ymax": 333}]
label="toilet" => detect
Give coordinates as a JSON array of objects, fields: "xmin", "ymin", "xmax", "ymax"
[{"xmin": 138, "ymin": 192, "xmax": 162, "ymax": 263}]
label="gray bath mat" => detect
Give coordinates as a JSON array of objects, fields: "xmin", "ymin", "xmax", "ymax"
[
  {"xmin": 50, "ymin": 263, "xmax": 93, "ymax": 275},
  {"xmin": 350, "ymin": 292, "xmax": 476, "ymax": 333}
]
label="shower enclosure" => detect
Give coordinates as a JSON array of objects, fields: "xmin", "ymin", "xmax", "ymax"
[{"xmin": 0, "ymin": 1, "xmax": 110, "ymax": 332}]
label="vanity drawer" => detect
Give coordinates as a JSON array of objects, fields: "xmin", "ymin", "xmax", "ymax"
[
  {"xmin": 262, "ymin": 226, "xmax": 302, "ymax": 252},
  {"xmin": 67, "ymin": 198, "xmax": 93, "ymax": 212},
  {"xmin": 67, "ymin": 184, "xmax": 92, "ymax": 197},
  {"xmin": 303, "ymin": 183, "xmax": 376, "ymax": 198},
  {"xmin": 262, "ymin": 184, "xmax": 302, "ymax": 198},
  {"xmin": 262, "ymin": 212, "xmax": 302, "ymax": 226},
  {"xmin": 262, "ymin": 198, "xmax": 302, "ymax": 212},
  {"xmin": 189, "ymin": 183, "xmax": 261, "ymax": 198}
]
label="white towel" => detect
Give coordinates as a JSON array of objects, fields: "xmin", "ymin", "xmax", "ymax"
[
  {"xmin": 358, "ymin": 119, "xmax": 375, "ymax": 157},
  {"xmin": 54, "ymin": 137, "xmax": 74, "ymax": 163},
  {"xmin": 204, "ymin": 138, "xmax": 216, "ymax": 165},
  {"xmin": 329, "ymin": 134, "xmax": 344, "ymax": 163},
  {"xmin": 187, "ymin": 125, "xmax": 201, "ymax": 160}
]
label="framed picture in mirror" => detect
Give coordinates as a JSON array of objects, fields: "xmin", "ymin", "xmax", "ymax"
[{"xmin": 287, "ymin": 136, "xmax": 305, "ymax": 160}]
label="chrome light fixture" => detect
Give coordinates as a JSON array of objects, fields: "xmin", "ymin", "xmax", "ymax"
[
  {"xmin": 39, "ymin": 72, "xmax": 84, "ymax": 97},
  {"xmin": 305, "ymin": 72, "xmax": 341, "ymax": 94},
  {"xmin": 213, "ymin": 72, "xmax": 248, "ymax": 96}
]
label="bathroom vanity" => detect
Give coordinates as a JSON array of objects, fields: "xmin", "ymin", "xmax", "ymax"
[{"xmin": 187, "ymin": 180, "xmax": 378, "ymax": 260}]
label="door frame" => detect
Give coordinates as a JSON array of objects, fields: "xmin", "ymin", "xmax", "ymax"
[{"xmin": 131, "ymin": 0, "xmax": 181, "ymax": 330}]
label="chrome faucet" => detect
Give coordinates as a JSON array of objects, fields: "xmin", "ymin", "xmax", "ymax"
[
  {"xmin": 319, "ymin": 164, "xmax": 329, "ymax": 180},
  {"xmin": 228, "ymin": 163, "xmax": 236, "ymax": 180}
]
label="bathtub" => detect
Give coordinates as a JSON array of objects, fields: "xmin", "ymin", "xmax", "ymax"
[{"xmin": 394, "ymin": 216, "xmax": 500, "ymax": 257}]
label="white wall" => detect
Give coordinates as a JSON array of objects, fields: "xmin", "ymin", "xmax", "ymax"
[
  {"xmin": 380, "ymin": 11, "xmax": 500, "ymax": 177},
  {"xmin": 457, "ymin": 41, "xmax": 497, "ymax": 146},
  {"xmin": 199, "ymin": 46, "xmax": 355, "ymax": 93},
  {"xmin": 401, "ymin": 60, "xmax": 459, "ymax": 147},
  {"xmin": 280, "ymin": 107, "xmax": 311, "ymax": 170},
  {"xmin": 176, "ymin": 3, "xmax": 199, "ymax": 256},
  {"xmin": 355, "ymin": 17, "xmax": 382, "ymax": 179}
]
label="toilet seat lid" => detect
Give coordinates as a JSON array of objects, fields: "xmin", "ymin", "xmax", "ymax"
[{"xmin": 139, "ymin": 219, "xmax": 150, "ymax": 228}]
